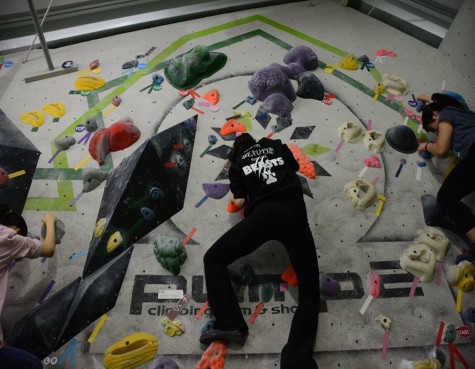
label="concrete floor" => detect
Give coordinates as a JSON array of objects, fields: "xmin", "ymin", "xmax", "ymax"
[{"xmin": 1, "ymin": 1, "xmax": 474, "ymax": 368}]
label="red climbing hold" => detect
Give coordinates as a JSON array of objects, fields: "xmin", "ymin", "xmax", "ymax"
[
  {"xmin": 195, "ymin": 340, "xmax": 227, "ymax": 369},
  {"xmin": 0, "ymin": 167, "xmax": 9, "ymax": 189},
  {"xmin": 226, "ymin": 200, "xmax": 241, "ymax": 213},
  {"xmin": 281, "ymin": 264, "xmax": 298, "ymax": 287},
  {"xmin": 88, "ymin": 118, "xmax": 140, "ymax": 165}
]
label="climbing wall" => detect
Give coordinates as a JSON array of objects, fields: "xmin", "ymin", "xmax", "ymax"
[{"xmin": 0, "ymin": 1, "xmax": 474, "ymax": 369}]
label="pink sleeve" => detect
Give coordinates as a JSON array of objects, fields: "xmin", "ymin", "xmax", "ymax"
[{"xmin": 7, "ymin": 234, "xmax": 42, "ymax": 260}]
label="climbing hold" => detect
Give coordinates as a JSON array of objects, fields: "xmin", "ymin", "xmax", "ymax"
[
  {"xmin": 281, "ymin": 264, "xmax": 298, "ymax": 287},
  {"xmin": 413, "ymin": 227, "xmax": 449, "ymax": 262},
  {"xmin": 103, "ymin": 332, "xmax": 158, "ymax": 369},
  {"xmin": 202, "ymin": 183, "xmax": 230, "ymax": 200},
  {"xmin": 164, "ymin": 45, "xmax": 227, "ymax": 90},
  {"xmin": 296, "ymin": 72, "xmax": 325, "ymax": 100},
  {"xmin": 385, "ymin": 125, "xmax": 418, "ymax": 154},
  {"xmin": 262, "ymin": 93, "xmax": 294, "ymax": 117},
  {"xmin": 88, "ymin": 59, "xmax": 99, "ymax": 70},
  {"xmin": 261, "ymin": 284, "xmax": 275, "ymax": 303},
  {"xmin": 288, "ymin": 144, "xmax": 316, "ymax": 179},
  {"xmin": 363, "ymin": 155, "xmax": 381, "ymax": 168},
  {"xmin": 381, "ymin": 74, "xmax": 409, "ymax": 96},
  {"xmin": 442, "ymin": 323, "xmax": 456, "ymax": 343},
  {"xmin": 150, "ymin": 187, "xmax": 161, "ymax": 201},
  {"xmin": 88, "ymin": 118, "xmax": 141, "ymax": 165},
  {"xmin": 283, "ymin": 45, "xmax": 319, "ymax": 71},
  {"xmin": 107, "ymin": 231, "xmax": 124, "ymax": 254},
  {"xmin": 41, "ymin": 219, "xmax": 65, "ymax": 244},
  {"xmin": 200, "ymin": 320, "xmax": 215, "ymax": 336},
  {"xmin": 94, "ymin": 218, "xmax": 107, "ymax": 238},
  {"xmin": 42, "ymin": 102, "xmax": 66, "ymax": 118},
  {"xmin": 248, "ymin": 64, "xmax": 296, "ymax": 102},
  {"xmin": 399, "ymin": 243, "xmax": 436, "ymax": 283},
  {"xmin": 337, "ymin": 121, "xmax": 363, "ymax": 143},
  {"xmin": 208, "ymin": 135, "xmax": 217, "ymax": 145},
  {"xmin": 226, "ymin": 200, "xmax": 241, "ymax": 213},
  {"xmin": 0, "ymin": 167, "xmax": 9, "ymax": 189},
  {"xmin": 111, "ymin": 96, "xmax": 122, "ymax": 107},
  {"xmin": 161, "ymin": 318, "xmax": 185, "ymax": 337},
  {"xmin": 203, "ymin": 89, "xmax": 220, "ymax": 105},
  {"xmin": 82, "ymin": 168, "xmax": 108, "ymax": 193},
  {"xmin": 240, "ymin": 262, "xmax": 255, "ymax": 284},
  {"xmin": 183, "ymin": 98, "xmax": 195, "ymax": 110},
  {"xmin": 152, "ymin": 356, "xmax": 179, "ymax": 369},
  {"xmin": 375, "ymin": 314, "xmax": 392, "ymax": 331},
  {"xmin": 20, "ymin": 111, "xmax": 45, "ymax": 128},
  {"xmin": 319, "ymin": 272, "xmax": 341, "ymax": 296},
  {"xmin": 408, "ymin": 357, "xmax": 442, "ymax": 369},
  {"xmin": 344, "ymin": 178, "xmax": 377, "ymax": 210},
  {"xmin": 446, "ymin": 261, "xmax": 475, "ymax": 292},
  {"xmin": 462, "ymin": 307, "xmax": 475, "ymax": 323},
  {"xmin": 363, "ymin": 130, "xmax": 385, "ymax": 153},
  {"xmin": 75, "ymin": 76, "xmax": 106, "ymax": 91},
  {"xmin": 153, "ymin": 235, "xmax": 187, "ymax": 276},
  {"xmin": 85, "ymin": 118, "xmax": 98, "ymax": 132},
  {"xmin": 140, "ymin": 207, "xmax": 155, "ymax": 221},
  {"xmin": 324, "ymin": 54, "xmax": 358, "ymax": 73},
  {"xmin": 122, "ymin": 60, "xmax": 138, "ymax": 69},
  {"xmin": 54, "ymin": 136, "xmax": 76, "ymax": 150},
  {"xmin": 152, "ymin": 74, "xmax": 164, "ymax": 85},
  {"xmin": 195, "ymin": 340, "xmax": 227, "ymax": 369},
  {"xmin": 220, "ymin": 119, "xmax": 246, "ymax": 136}
]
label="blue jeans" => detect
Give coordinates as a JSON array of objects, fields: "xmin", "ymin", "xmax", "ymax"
[{"xmin": 0, "ymin": 346, "xmax": 43, "ymax": 369}]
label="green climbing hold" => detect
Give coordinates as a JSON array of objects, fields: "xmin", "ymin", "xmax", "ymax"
[
  {"xmin": 153, "ymin": 235, "xmax": 187, "ymax": 276},
  {"xmin": 183, "ymin": 98, "xmax": 195, "ymax": 110},
  {"xmin": 261, "ymin": 283, "xmax": 275, "ymax": 303},
  {"xmin": 164, "ymin": 45, "xmax": 227, "ymax": 90},
  {"xmin": 302, "ymin": 143, "xmax": 331, "ymax": 156}
]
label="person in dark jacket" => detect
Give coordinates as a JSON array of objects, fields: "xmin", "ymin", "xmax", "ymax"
[
  {"xmin": 417, "ymin": 93, "xmax": 475, "ymax": 263},
  {"xmin": 200, "ymin": 133, "xmax": 320, "ymax": 369}
]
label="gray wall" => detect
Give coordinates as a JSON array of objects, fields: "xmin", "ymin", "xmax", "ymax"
[{"xmin": 439, "ymin": 0, "xmax": 475, "ymax": 90}]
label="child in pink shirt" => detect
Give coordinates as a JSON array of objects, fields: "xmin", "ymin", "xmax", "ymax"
[{"xmin": 0, "ymin": 203, "xmax": 58, "ymax": 368}]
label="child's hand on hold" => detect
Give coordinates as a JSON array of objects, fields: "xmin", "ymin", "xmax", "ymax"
[{"xmin": 42, "ymin": 213, "xmax": 57, "ymax": 226}]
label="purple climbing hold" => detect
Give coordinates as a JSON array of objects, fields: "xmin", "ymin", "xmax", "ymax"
[
  {"xmin": 152, "ymin": 356, "xmax": 180, "ymax": 369},
  {"xmin": 248, "ymin": 65, "xmax": 296, "ymax": 102},
  {"xmin": 319, "ymin": 272, "xmax": 341, "ymax": 297},
  {"xmin": 262, "ymin": 93, "xmax": 294, "ymax": 117},
  {"xmin": 202, "ymin": 183, "xmax": 230, "ymax": 199},
  {"xmin": 283, "ymin": 45, "xmax": 319, "ymax": 71}
]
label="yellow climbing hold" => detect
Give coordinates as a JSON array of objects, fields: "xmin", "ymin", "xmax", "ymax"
[
  {"xmin": 94, "ymin": 218, "xmax": 107, "ymax": 238},
  {"xmin": 103, "ymin": 332, "xmax": 158, "ymax": 369},
  {"xmin": 20, "ymin": 111, "xmax": 45, "ymax": 127},
  {"xmin": 106, "ymin": 231, "xmax": 123, "ymax": 253},
  {"xmin": 42, "ymin": 102, "xmax": 66, "ymax": 118},
  {"xmin": 75, "ymin": 76, "xmax": 106, "ymax": 91}
]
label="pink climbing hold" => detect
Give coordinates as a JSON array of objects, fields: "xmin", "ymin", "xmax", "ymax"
[{"xmin": 88, "ymin": 118, "xmax": 140, "ymax": 165}]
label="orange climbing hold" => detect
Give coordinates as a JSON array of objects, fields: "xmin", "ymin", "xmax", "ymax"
[
  {"xmin": 281, "ymin": 264, "xmax": 298, "ymax": 287},
  {"xmin": 288, "ymin": 144, "xmax": 316, "ymax": 179},
  {"xmin": 203, "ymin": 89, "xmax": 220, "ymax": 105},
  {"xmin": 226, "ymin": 200, "xmax": 241, "ymax": 213},
  {"xmin": 219, "ymin": 119, "xmax": 246, "ymax": 136},
  {"xmin": 195, "ymin": 340, "xmax": 227, "ymax": 369}
]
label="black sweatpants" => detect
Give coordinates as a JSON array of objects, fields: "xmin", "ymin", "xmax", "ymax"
[
  {"xmin": 437, "ymin": 142, "xmax": 475, "ymax": 243},
  {"xmin": 203, "ymin": 195, "xmax": 320, "ymax": 369}
]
